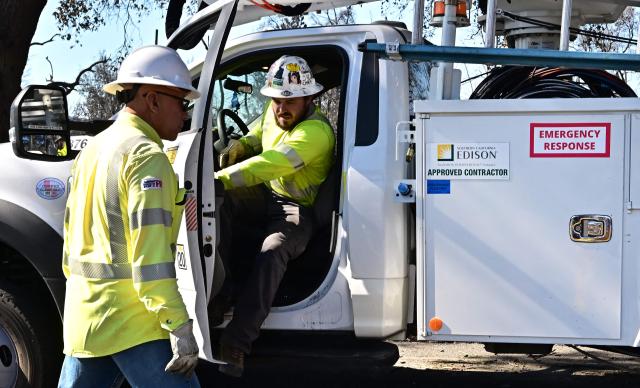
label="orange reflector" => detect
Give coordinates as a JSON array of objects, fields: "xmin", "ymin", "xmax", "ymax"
[
  {"xmin": 433, "ymin": 1, "xmax": 445, "ymax": 17},
  {"xmin": 433, "ymin": 1, "xmax": 467, "ymax": 18},
  {"xmin": 429, "ymin": 317, "xmax": 444, "ymax": 332},
  {"xmin": 456, "ymin": 0, "xmax": 467, "ymax": 17}
]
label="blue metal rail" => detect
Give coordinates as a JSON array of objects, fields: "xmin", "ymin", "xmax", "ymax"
[{"xmin": 359, "ymin": 43, "xmax": 640, "ymax": 71}]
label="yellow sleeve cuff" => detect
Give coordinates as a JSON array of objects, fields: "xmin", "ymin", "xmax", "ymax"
[{"xmin": 158, "ymin": 309, "xmax": 190, "ymax": 331}]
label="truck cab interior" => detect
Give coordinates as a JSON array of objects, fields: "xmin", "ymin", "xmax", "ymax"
[{"xmin": 209, "ymin": 45, "xmax": 347, "ymax": 308}]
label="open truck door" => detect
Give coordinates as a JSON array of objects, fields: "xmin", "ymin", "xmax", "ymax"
[{"xmin": 167, "ymin": 0, "xmax": 238, "ymax": 362}]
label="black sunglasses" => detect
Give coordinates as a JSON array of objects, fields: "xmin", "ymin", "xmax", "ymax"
[{"xmin": 145, "ymin": 90, "xmax": 190, "ymax": 111}]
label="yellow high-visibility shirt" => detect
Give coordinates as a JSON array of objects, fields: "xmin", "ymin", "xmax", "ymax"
[
  {"xmin": 215, "ymin": 104, "xmax": 334, "ymax": 207},
  {"xmin": 62, "ymin": 111, "xmax": 189, "ymax": 357}
]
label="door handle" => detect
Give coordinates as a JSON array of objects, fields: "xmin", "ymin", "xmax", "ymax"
[{"xmin": 569, "ymin": 215, "xmax": 612, "ymax": 243}]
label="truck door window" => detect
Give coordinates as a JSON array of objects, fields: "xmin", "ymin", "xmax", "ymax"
[{"xmin": 211, "ymin": 71, "xmax": 270, "ymax": 138}]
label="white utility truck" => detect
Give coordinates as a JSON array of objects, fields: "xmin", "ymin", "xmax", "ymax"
[{"xmin": 3, "ymin": 0, "xmax": 640, "ymax": 386}]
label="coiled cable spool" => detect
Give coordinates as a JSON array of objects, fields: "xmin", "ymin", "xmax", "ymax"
[{"xmin": 470, "ymin": 66, "xmax": 637, "ymax": 99}]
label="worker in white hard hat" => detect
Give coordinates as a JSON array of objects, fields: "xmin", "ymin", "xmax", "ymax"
[
  {"xmin": 213, "ymin": 55, "xmax": 335, "ymax": 377},
  {"xmin": 58, "ymin": 45, "xmax": 201, "ymax": 388}
]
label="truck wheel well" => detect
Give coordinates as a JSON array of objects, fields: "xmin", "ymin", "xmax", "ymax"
[{"xmin": 0, "ymin": 243, "xmax": 60, "ymax": 322}]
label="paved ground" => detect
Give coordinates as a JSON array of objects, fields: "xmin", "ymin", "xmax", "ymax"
[{"xmin": 195, "ymin": 341, "xmax": 640, "ymax": 388}]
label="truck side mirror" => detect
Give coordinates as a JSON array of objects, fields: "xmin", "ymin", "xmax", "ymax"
[{"xmin": 9, "ymin": 85, "xmax": 72, "ymax": 161}]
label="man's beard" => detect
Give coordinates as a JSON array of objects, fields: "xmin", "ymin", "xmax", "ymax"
[
  {"xmin": 274, "ymin": 102, "xmax": 312, "ymax": 131},
  {"xmin": 276, "ymin": 115, "xmax": 297, "ymax": 131}
]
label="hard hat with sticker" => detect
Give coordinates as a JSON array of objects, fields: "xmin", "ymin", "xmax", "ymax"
[{"xmin": 260, "ymin": 55, "xmax": 323, "ymax": 98}]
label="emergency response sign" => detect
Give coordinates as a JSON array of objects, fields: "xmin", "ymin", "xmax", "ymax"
[{"xmin": 530, "ymin": 122, "xmax": 610, "ymax": 157}]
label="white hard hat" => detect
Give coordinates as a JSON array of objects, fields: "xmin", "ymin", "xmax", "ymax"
[
  {"xmin": 260, "ymin": 55, "xmax": 323, "ymax": 98},
  {"xmin": 104, "ymin": 45, "xmax": 200, "ymax": 100}
]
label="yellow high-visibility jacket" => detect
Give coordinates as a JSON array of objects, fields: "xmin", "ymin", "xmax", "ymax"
[
  {"xmin": 62, "ymin": 112, "xmax": 189, "ymax": 357},
  {"xmin": 57, "ymin": 142, "xmax": 67, "ymax": 156},
  {"xmin": 215, "ymin": 104, "xmax": 334, "ymax": 207}
]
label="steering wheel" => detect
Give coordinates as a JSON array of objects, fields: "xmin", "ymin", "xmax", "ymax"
[{"xmin": 216, "ymin": 108, "xmax": 250, "ymax": 149}]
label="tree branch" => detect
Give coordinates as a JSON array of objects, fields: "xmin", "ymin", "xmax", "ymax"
[
  {"xmin": 45, "ymin": 56, "xmax": 54, "ymax": 81},
  {"xmin": 48, "ymin": 59, "xmax": 108, "ymax": 95},
  {"xmin": 30, "ymin": 33, "xmax": 61, "ymax": 46}
]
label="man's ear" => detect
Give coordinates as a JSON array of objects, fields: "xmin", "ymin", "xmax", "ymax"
[{"xmin": 146, "ymin": 92, "xmax": 160, "ymax": 113}]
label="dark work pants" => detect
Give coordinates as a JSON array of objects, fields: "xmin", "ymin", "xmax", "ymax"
[{"xmin": 218, "ymin": 185, "xmax": 313, "ymax": 354}]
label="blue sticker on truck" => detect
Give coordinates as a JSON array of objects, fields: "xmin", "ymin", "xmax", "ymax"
[
  {"xmin": 427, "ymin": 180, "xmax": 451, "ymax": 194},
  {"xmin": 36, "ymin": 178, "xmax": 65, "ymax": 200}
]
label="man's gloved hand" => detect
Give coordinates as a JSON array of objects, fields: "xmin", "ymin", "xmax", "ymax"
[
  {"xmin": 218, "ymin": 139, "xmax": 245, "ymax": 168},
  {"xmin": 165, "ymin": 320, "xmax": 199, "ymax": 378}
]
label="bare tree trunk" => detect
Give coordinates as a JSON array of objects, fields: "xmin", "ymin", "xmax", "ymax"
[{"xmin": 0, "ymin": 0, "xmax": 47, "ymax": 142}]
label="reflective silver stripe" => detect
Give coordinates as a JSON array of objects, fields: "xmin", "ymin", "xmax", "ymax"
[
  {"xmin": 229, "ymin": 169, "xmax": 246, "ymax": 187},
  {"xmin": 68, "ymin": 259, "xmax": 176, "ymax": 282},
  {"xmin": 69, "ymin": 260, "xmax": 132, "ymax": 279},
  {"xmin": 269, "ymin": 179, "xmax": 287, "ymax": 194},
  {"xmin": 131, "ymin": 208, "xmax": 172, "ymax": 229},
  {"xmin": 106, "ymin": 136, "xmax": 147, "ymax": 264},
  {"xmin": 133, "ymin": 262, "xmax": 176, "ymax": 283},
  {"xmin": 244, "ymin": 134, "xmax": 261, "ymax": 153},
  {"xmin": 274, "ymin": 144, "xmax": 305, "ymax": 169}
]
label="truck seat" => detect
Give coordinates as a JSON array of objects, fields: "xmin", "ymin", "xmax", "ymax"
[{"xmin": 272, "ymin": 163, "xmax": 339, "ymax": 306}]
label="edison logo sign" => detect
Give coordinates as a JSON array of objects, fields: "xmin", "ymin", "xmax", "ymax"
[
  {"xmin": 428, "ymin": 143, "xmax": 510, "ymax": 180},
  {"xmin": 437, "ymin": 144, "xmax": 454, "ymax": 161},
  {"xmin": 530, "ymin": 122, "xmax": 610, "ymax": 157}
]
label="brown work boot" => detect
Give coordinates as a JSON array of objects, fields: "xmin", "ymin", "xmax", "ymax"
[{"xmin": 218, "ymin": 343, "xmax": 244, "ymax": 377}]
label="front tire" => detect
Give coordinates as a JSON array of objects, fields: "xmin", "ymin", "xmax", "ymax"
[{"xmin": 0, "ymin": 282, "xmax": 61, "ymax": 388}]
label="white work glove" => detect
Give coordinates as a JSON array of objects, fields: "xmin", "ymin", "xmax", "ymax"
[
  {"xmin": 165, "ymin": 320, "xmax": 199, "ymax": 378},
  {"xmin": 219, "ymin": 139, "xmax": 245, "ymax": 168}
]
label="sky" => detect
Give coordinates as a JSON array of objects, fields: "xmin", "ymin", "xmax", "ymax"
[
  {"xmin": 24, "ymin": 0, "xmax": 476, "ymax": 109},
  {"xmin": 24, "ymin": 1, "xmax": 402, "ymax": 87},
  {"xmin": 24, "ymin": 1, "xmax": 202, "ymax": 107},
  {"xmin": 25, "ymin": 1, "xmax": 638, "ymax": 110}
]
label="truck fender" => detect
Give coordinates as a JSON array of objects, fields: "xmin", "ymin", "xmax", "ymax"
[{"xmin": 0, "ymin": 199, "xmax": 65, "ymax": 315}]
